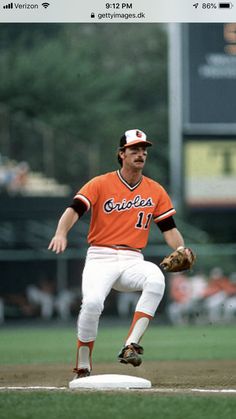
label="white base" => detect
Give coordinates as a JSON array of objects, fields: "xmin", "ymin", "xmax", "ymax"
[{"xmin": 69, "ymin": 374, "xmax": 151, "ymax": 390}]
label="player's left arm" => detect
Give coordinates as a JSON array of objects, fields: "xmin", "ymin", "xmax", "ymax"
[
  {"xmin": 155, "ymin": 215, "xmax": 184, "ymax": 250},
  {"xmin": 153, "ymin": 185, "xmax": 184, "ymax": 250},
  {"xmin": 162, "ymin": 227, "xmax": 185, "ymax": 250}
]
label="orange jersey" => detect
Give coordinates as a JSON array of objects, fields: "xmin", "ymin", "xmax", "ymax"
[{"xmin": 74, "ymin": 170, "xmax": 176, "ymax": 249}]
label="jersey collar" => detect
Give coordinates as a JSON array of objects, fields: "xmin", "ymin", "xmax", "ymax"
[{"xmin": 116, "ymin": 170, "xmax": 143, "ymax": 191}]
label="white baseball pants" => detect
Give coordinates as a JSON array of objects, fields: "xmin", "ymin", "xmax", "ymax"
[{"xmin": 77, "ymin": 246, "xmax": 165, "ymax": 342}]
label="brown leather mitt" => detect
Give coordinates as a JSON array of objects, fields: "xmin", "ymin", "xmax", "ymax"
[{"xmin": 160, "ymin": 247, "xmax": 196, "ymax": 272}]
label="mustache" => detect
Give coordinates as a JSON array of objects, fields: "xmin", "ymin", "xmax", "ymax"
[{"xmin": 135, "ymin": 158, "xmax": 145, "ymax": 162}]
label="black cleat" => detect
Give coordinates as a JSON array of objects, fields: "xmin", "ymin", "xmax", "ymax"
[
  {"xmin": 118, "ymin": 343, "xmax": 144, "ymax": 367},
  {"xmin": 73, "ymin": 368, "xmax": 91, "ymax": 379}
]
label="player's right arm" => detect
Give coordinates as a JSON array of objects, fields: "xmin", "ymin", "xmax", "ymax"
[
  {"xmin": 48, "ymin": 208, "xmax": 79, "ymax": 254},
  {"xmin": 49, "ymin": 177, "xmax": 99, "ymax": 254}
]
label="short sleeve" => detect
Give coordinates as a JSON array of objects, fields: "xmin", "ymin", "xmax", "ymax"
[
  {"xmin": 73, "ymin": 177, "xmax": 100, "ymax": 211},
  {"xmin": 153, "ymin": 185, "xmax": 176, "ymax": 223}
]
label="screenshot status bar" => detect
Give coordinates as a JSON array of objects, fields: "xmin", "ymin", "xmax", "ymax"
[{"xmin": 0, "ymin": 0, "xmax": 236, "ymax": 23}]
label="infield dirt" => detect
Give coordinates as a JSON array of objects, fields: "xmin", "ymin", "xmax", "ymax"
[{"xmin": 1, "ymin": 360, "xmax": 235, "ymax": 390}]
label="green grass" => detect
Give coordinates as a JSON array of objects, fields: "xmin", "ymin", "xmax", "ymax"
[
  {"xmin": 0, "ymin": 324, "xmax": 235, "ymax": 419},
  {"xmin": 96, "ymin": 324, "xmax": 236, "ymax": 361},
  {"xmin": 0, "ymin": 392, "xmax": 235, "ymax": 419},
  {"xmin": 0, "ymin": 324, "xmax": 235, "ymax": 365}
]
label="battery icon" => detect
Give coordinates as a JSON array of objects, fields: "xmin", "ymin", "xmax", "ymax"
[{"xmin": 219, "ymin": 2, "xmax": 233, "ymax": 7}]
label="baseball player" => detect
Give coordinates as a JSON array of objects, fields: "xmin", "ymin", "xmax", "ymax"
[{"xmin": 48, "ymin": 129, "xmax": 187, "ymax": 379}]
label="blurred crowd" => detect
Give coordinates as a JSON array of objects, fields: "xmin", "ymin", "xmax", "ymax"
[
  {"xmin": 167, "ymin": 267, "xmax": 236, "ymax": 325},
  {"xmin": 0, "ymin": 155, "xmax": 29, "ymax": 196},
  {"xmin": 0, "ymin": 277, "xmax": 81, "ymax": 325},
  {"xmin": 1, "ymin": 266, "xmax": 236, "ymax": 325}
]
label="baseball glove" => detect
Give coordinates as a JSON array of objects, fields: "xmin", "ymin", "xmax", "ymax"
[{"xmin": 160, "ymin": 246, "xmax": 196, "ymax": 272}]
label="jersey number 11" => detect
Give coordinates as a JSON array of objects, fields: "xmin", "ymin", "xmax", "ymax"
[{"xmin": 135, "ymin": 212, "xmax": 152, "ymax": 229}]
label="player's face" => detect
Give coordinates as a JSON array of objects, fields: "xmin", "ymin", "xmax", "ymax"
[{"xmin": 121, "ymin": 146, "xmax": 148, "ymax": 170}]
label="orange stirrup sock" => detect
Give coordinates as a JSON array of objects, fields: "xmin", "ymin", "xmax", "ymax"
[
  {"xmin": 74, "ymin": 340, "xmax": 94, "ymax": 372},
  {"xmin": 125, "ymin": 311, "xmax": 153, "ymax": 345}
]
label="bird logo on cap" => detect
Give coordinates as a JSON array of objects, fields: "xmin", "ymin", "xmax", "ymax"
[{"xmin": 136, "ymin": 130, "xmax": 142, "ymax": 138}]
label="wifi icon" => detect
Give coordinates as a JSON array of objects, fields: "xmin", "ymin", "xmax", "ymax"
[{"xmin": 42, "ymin": 2, "xmax": 50, "ymax": 8}]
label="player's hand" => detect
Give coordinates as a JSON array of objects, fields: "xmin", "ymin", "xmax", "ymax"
[
  {"xmin": 160, "ymin": 246, "xmax": 196, "ymax": 272},
  {"xmin": 48, "ymin": 236, "xmax": 67, "ymax": 254}
]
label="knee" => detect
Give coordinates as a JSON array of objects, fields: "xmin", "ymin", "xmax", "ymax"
[
  {"xmin": 81, "ymin": 298, "xmax": 104, "ymax": 316},
  {"xmin": 144, "ymin": 273, "xmax": 165, "ymax": 297}
]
